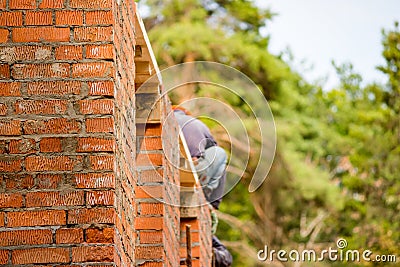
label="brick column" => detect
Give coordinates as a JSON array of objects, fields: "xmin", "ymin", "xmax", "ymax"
[
  {"xmin": 0, "ymin": 1, "xmax": 212, "ymax": 266},
  {"xmin": 0, "ymin": 0, "xmax": 120, "ymax": 265}
]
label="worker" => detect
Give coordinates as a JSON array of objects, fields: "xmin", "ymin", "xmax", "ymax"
[
  {"xmin": 173, "ymin": 106, "xmax": 233, "ymax": 267},
  {"xmin": 173, "ymin": 106, "xmax": 227, "ymax": 210},
  {"xmin": 212, "ymin": 235, "xmax": 233, "ymax": 267}
]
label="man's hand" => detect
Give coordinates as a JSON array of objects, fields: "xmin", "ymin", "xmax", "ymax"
[
  {"xmin": 211, "ymin": 208, "xmax": 218, "ymax": 235},
  {"xmin": 203, "ymin": 186, "xmax": 212, "ymax": 198}
]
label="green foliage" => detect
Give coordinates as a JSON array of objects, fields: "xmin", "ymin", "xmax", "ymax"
[{"xmin": 141, "ymin": 1, "xmax": 400, "ymax": 265}]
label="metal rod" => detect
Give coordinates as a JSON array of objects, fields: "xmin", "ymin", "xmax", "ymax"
[{"xmin": 186, "ymin": 224, "xmax": 192, "ymax": 267}]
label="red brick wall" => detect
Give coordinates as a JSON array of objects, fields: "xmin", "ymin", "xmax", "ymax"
[
  {"xmin": 0, "ymin": 0, "xmax": 117, "ymax": 265},
  {"xmin": 135, "ymin": 96, "xmax": 181, "ymax": 267},
  {"xmin": 113, "ymin": 0, "xmax": 137, "ymax": 266},
  {"xmin": 0, "ymin": 0, "xmax": 211, "ymax": 266},
  {"xmin": 180, "ymin": 192, "xmax": 213, "ymax": 267}
]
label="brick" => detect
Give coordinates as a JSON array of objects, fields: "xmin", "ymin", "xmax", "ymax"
[
  {"xmin": 36, "ymin": 173, "xmax": 62, "ymax": 189},
  {"xmin": 0, "ymin": 250, "xmax": 8, "ymax": 265},
  {"xmin": 0, "ymin": 120, "xmax": 21, "ymax": 135},
  {"xmin": 55, "ymin": 45, "xmax": 83, "ymax": 60},
  {"xmin": 137, "ymin": 154, "xmax": 163, "ymax": 167},
  {"xmin": 86, "ymin": 44, "xmax": 114, "ymax": 59},
  {"xmin": 140, "ymin": 203, "xmax": 164, "ymax": 215},
  {"xmin": 86, "ymin": 190, "xmax": 114, "ymax": 206},
  {"xmin": 25, "ymin": 155, "xmax": 81, "ymax": 171},
  {"xmin": 180, "ymin": 219, "xmax": 199, "ymax": 231},
  {"xmin": 86, "ymin": 117, "xmax": 114, "ymax": 133},
  {"xmin": 0, "ymin": 158, "xmax": 22, "ymax": 172},
  {"xmin": 139, "ymin": 169, "xmax": 164, "ymax": 184},
  {"xmin": 0, "ymin": 12, "xmax": 23, "ymax": 26},
  {"xmin": 0, "ymin": 229, "xmax": 52, "ymax": 246},
  {"xmin": 28, "ymin": 81, "xmax": 81, "ymax": 95},
  {"xmin": 0, "ymin": 193, "xmax": 23, "ymax": 208},
  {"xmin": 0, "ymin": 29, "xmax": 8, "ymax": 42},
  {"xmin": 12, "ymin": 63, "xmax": 69, "ymax": 79},
  {"xmin": 79, "ymin": 99, "xmax": 114, "ymax": 114},
  {"xmin": 9, "ymin": 0, "xmax": 36, "ymax": 9},
  {"xmin": 5, "ymin": 174, "xmax": 34, "ymax": 189},
  {"xmin": 0, "ymin": 140, "xmax": 5, "ymax": 153},
  {"xmin": 0, "ymin": 64, "xmax": 10, "ymax": 78},
  {"xmin": 180, "ymin": 231, "xmax": 200, "ymax": 243},
  {"xmin": 89, "ymin": 155, "xmax": 114, "ymax": 170},
  {"xmin": 25, "ymin": 11, "xmax": 53, "ymax": 25},
  {"xmin": 23, "ymin": 118, "xmax": 81, "ymax": 134},
  {"xmin": 138, "ymin": 123, "xmax": 161, "ymax": 137},
  {"xmin": 12, "ymin": 248, "xmax": 69, "ymax": 264},
  {"xmin": 179, "ymin": 246, "xmax": 200, "ymax": 258},
  {"xmin": 0, "ymin": 212, "xmax": 4, "ymax": 227},
  {"xmin": 56, "ymin": 10, "xmax": 83, "ymax": 25},
  {"xmin": 56, "ymin": 228, "xmax": 84, "ymax": 244},
  {"xmin": 134, "ymin": 217, "xmax": 163, "ymax": 230},
  {"xmin": 74, "ymin": 27, "xmax": 113, "ymax": 42},
  {"xmin": 15, "ymin": 100, "xmax": 68, "ymax": 115},
  {"xmin": 72, "ymin": 246, "xmax": 113, "ymax": 262},
  {"xmin": 141, "ymin": 137, "xmax": 163, "ymax": 151},
  {"xmin": 135, "ymin": 246, "xmax": 163, "ymax": 260},
  {"xmin": 40, "ymin": 137, "xmax": 62, "ymax": 152},
  {"xmin": 85, "ymin": 227, "xmax": 114, "ymax": 243},
  {"xmin": 0, "ymin": 82, "xmax": 21, "ymax": 96},
  {"xmin": 193, "ymin": 259, "xmax": 201, "ymax": 267},
  {"xmin": 26, "ymin": 191, "xmax": 84, "ymax": 207},
  {"xmin": 0, "ymin": 103, "xmax": 7, "ymax": 115},
  {"xmin": 7, "ymin": 210, "xmax": 66, "ymax": 227},
  {"xmin": 68, "ymin": 208, "xmax": 115, "ymax": 224},
  {"xmin": 0, "ymin": 46, "xmax": 52, "ymax": 62},
  {"xmin": 72, "ymin": 62, "xmax": 113, "ymax": 78},
  {"xmin": 12, "ymin": 27, "xmax": 70, "ymax": 42},
  {"xmin": 70, "ymin": 0, "xmax": 112, "ymax": 9},
  {"xmin": 74, "ymin": 172, "xmax": 115, "ymax": 189},
  {"xmin": 39, "ymin": 0, "xmax": 64, "ymax": 8},
  {"xmin": 88, "ymin": 81, "xmax": 114, "ymax": 96},
  {"xmin": 139, "ymin": 231, "xmax": 163, "ymax": 244},
  {"xmin": 86, "ymin": 11, "xmax": 113, "ymax": 25},
  {"xmin": 77, "ymin": 137, "xmax": 114, "ymax": 153},
  {"xmin": 136, "ymin": 186, "xmax": 164, "ymax": 199},
  {"xmin": 9, "ymin": 139, "xmax": 36, "ymax": 154},
  {"xmin": 138, "ymin": 263, "xmax": 163, "ymax": 267}
]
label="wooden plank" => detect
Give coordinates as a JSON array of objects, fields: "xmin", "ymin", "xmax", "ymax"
[
  {"xmin": 135, "ymin": 47, "xmax": 151, "ymax": 62},
  {"xmin": 134, "ymin": 13, "xmax": 162, "ymax": 84},
  {"xmin": 180, "ymin": 169, "xmax": 196, "ymax": 186},
  {"xmin": 136, "ymin": 61, "xmax": 151, "ymax": 75},
  {"xmin": 136, "ymin": 93, "xmax": 162, "ymax": 122},
  {"xmin": 134, "ymin": 45, "xmax": 143, "ymax": 57},
  {"xmin": 179, "ymin": 132, "xmax": 199, "ymax": 185},
  {"xmin": 135, "ymin": 81, "xmax": 160, "ymax": 93},
  {"xmin": 180, "ymin": 207, "xmax": 198, "ymax": 218},
  {"xmin": 180, "ymin": 190, "xmax": 198, "ymax": 218},
  {"xmin": 136, "ymin": 93, "xmax": 159, "ymax": 110},
  {"xmin": 136, "ymin": 37, "xmax": 146, "ymax": 46},
  {"xmin": 136, "ymin": 118, "xmax": 161, "ymax": 124},
  {"xmin": 136, "ymin": 74, "xmax": 153, "ymax": 84},
  {"xmin": 136, "ymin": 105, "xmax": 161, "ymax": 122}
]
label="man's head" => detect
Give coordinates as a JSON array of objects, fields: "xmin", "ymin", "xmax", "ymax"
[{"xmin": 172, "ymin": 105, "xmax": 192, "ymax": 116}]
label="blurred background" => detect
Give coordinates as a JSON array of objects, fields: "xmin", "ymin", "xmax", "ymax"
[{"xmin": 138, "ymin": 0, "xmax": 400, "ymax": 266}]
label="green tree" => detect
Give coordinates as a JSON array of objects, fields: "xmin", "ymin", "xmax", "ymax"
[{"xmin": 140, "ymin": 1, "xmax": 400, "ymax": 265}]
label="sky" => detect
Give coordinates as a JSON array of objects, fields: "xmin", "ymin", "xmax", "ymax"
[{"xmin": 258, "ymin": 0, "xmax": 400, "ymax": 89}]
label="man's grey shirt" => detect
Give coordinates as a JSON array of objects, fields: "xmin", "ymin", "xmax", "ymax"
[{"xmin": 173, "ymin": 110, "xmax": 217, "ymax": 158}]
